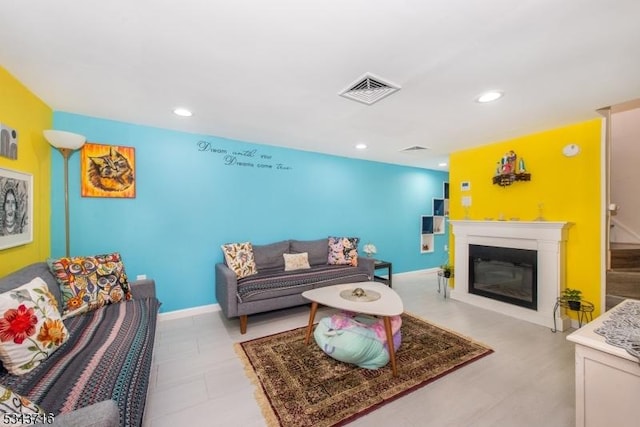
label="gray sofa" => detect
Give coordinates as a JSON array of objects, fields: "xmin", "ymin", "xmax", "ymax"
[
  {"xmin": 0, "ymin": 262, "xmax": 159, "ymax": 427},
  {"xmin": 216, "ymin": 238, "xmax": 375, "ymax": 334}
]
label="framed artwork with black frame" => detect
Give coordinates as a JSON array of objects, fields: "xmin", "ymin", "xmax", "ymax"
[{"xmin": 0, "ymin": 167, "xmax": 33, "ymax": 250}]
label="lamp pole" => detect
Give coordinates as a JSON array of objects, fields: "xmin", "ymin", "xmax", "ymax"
[
  {"xmin": 58, "ymin": 148, "xmax": 73, "ymax": 258},
  {"xmin": 43, "ymin": 130, "xmax": 86, "ymax": 259}
]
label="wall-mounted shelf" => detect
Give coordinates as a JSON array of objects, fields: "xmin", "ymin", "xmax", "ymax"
[
  {"xmin": 421, "ymin": 216, "xmax": 434, "ymax": 253},
  {"xmin": 433, "ymin": 216, "xmax": 445, "ymax": 234},
  {"xmin": 420, "ymin": 182, "xmax": 449, "ymax": 253},
  {"xmin": 433, "ymin": 198, "xmax": 445, "ymax": 216}
]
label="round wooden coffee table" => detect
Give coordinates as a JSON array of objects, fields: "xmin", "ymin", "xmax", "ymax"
[{"xmin": 302, "ymin": 282, "xmax": 404, "ymax": 376}]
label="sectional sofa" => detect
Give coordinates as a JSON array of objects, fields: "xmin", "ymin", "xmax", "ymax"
[{"xmin": 0, "ymin": 261, "xmax": 159, "ymax": 427}]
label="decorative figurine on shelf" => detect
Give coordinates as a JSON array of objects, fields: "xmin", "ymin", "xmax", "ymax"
[
  {"xmin": 492, "ymin": 150, "xmax": 532, "ymax": 187},
  {"xmin": 501, "ymin": 150, "xmax": 517, "ymax": 174},
  {"xmin": 518, "ymin": 157, "xmax": 527, "ymax": 173},
  {"xmin": 363, "ymin": 243, "xmax": 377, "ymax": 257}
]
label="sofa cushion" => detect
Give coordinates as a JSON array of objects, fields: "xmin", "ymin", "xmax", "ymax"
[
  {"xmin": 0, "ymin": 383, "xmax": 46, "ymax": 418},
  {"xmin": 48, "ymin": 253, "xmax": 133, "ymax": 319},
  {"xmin": 253, "ymin": 240, "xmax": 290, "ymax": 270},
  {"xmin": 0, "ymin": 277, "xmax": 70, "ymax": 375},
  {"xmin": 290, "ymin": 239, "xmax": 328, "ymax": 266},
  {"xmin": 283, "ymin": 252, "xmax": 311, "ymax": 271},
  {"xmin": 0, "ymin": 263, "xmax": 63, "ymax": 314},
  {"xmin": 328, "ymin": 236, "xmax": 359, "ymax": 267},
  {"xmin": 221, "ymin": 242, "xmax": 258, "ymax": 278}
]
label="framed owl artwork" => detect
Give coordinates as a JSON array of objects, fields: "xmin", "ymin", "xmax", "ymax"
[{"xmin": 81, "ymin": 143, "xmax": 136, "ymax": 198}]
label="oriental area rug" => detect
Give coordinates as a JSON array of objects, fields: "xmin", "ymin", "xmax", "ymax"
[{"xmin": 235, "ymin": 312, "xmax": 493, "ymax": 427}]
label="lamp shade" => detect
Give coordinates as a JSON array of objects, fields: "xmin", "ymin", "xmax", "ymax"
[{"xmin": 43, "ymin": 130, "xmax": 86, "ymax": 150}]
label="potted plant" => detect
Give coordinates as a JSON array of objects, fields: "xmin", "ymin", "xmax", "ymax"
[
  {"xmin": 440, "ymin": 263, "xmax": 454, "ymax": 278},
  {"xmin": 561, "ymin": 288, "xmax": 582, "ymax": 311}
]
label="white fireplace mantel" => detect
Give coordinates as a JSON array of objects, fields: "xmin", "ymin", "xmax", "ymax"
[{"xmin": 449, "ymin": 220, "xmax": 572, "ymax": 331}]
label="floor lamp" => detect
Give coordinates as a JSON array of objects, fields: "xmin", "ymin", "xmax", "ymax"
[{"xmin": 43, "ymin": 130, "xmax": 86, "ymax": 258}]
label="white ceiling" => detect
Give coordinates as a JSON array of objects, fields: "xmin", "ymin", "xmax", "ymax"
[{"xmin": 2, "ymin": 0, "xmax": 639, "ymax": 170}]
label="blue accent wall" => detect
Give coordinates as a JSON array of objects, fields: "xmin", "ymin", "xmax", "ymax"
[{"xmin": 51, "ymin": 112, "xmax": 448, "ymax": 312}]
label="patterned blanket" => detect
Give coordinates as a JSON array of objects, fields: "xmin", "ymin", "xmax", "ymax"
[
  {"xmin": 0, "ymin": 297, "xmax": 160, "ymax": 427},
  {"xmin": 237, "ymin": 264, "xmax": 370, "ymax": 302}
]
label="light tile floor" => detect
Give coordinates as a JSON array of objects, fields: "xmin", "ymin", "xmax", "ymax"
[{"xmin": 143, "ymin": 271, "xmax": 576, "ymax": 427}]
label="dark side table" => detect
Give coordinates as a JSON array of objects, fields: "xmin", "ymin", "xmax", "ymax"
[{"xmin": 373, "ymin": 260, "xmax": 392, "ymax": 288}]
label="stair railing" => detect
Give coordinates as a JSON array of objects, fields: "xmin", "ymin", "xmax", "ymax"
[{"xmin": 610, "ymin": 217, "xmax": 640, "ymax": 244}]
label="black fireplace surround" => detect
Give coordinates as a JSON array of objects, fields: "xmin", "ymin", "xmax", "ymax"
[{"xmin": 469, "ymin": 244, "xmax": 537, "ymax": 310}]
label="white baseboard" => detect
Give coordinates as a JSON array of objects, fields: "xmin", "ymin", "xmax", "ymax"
[
  {"xmin": 394, "ymin": 268, "xmax": 440, "ymax": 277},
  {"xmin": 158, "ymin": 268, "xmax": 440, "ymax": 321},
  {"xmin": 158, "ymin": 303, "xmax": 221, "ymax": 321}
]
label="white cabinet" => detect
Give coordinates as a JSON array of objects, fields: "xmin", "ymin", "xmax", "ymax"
[{"xmin": 566, "ymin": 300, "xmax": 640, "ymax": 427}]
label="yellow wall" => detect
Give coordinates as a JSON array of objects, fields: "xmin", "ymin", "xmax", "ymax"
[
  {"xmin": 449, "ymin": 119, "xmax": 602, "ymax": 316},
  {"xmin": 0, "ymin": 67, "xmax": 52, "ymax": 275}
]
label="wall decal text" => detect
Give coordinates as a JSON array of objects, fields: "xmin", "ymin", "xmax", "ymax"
[{"xmin": 197, "ymin": 141, "xmax": 292, "ymax": 170}]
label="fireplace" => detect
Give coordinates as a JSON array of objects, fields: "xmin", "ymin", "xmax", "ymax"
[
  {"xmin": 469, "ymin": 244, "xmax": 537, "ymax": 310},
  {"xmin": 449, "ymin": 220, "xmax": 571, "ymax": 331}
]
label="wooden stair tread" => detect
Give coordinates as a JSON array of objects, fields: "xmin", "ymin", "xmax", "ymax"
[
  {"xmin": 610, "ymin": 242, "xmax": 640, "ymax": 250},
  {"xmin": 606, "ymin": 269, "xmax": 640, "ymax": 299},
  {"xmin": 607, "ymin": 243, "xmax": 640, "ymax": 308},
  {"xmin": 610, "ymin": 245, "xmax": 640, "ymax": 269}
]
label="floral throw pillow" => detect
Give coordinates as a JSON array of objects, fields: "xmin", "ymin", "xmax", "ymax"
[
  {"xmin": 0, "ymin": 277, "xmax": 70, "ymax": 375},
  {"xmin": 327, "ymin": 236, "xmax": 359, "ymax": 267},
  {"xmin": 221, "ymin": 242, "xmax": 258, "ymax": 279},
  {"xmin": 48, "ymin": 252, "xmax": 133, "ymax": 319},
  {"xmin": 0, "ymin": 383, "xmax": 46, "ymax": 418}
]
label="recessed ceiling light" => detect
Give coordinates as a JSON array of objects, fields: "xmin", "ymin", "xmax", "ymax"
[
  {"xmin": 438, "ymin": 162, "xmax": 448, "ymax": 167},
  {"xmin": 173, "ymin": 108, "xmax": 193, "ymax": 117},
  {"xmin": 476, "ymin": 91, "xmax": 504, "ymax": 103},
  {"xmin": 355, "ymin": 143, "xmax": 367, "ymax": 150}
]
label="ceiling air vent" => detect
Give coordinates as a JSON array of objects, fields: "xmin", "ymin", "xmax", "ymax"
[
  {"xmin": 401, "ymin": 145, "xmax": 430, "ymax": 152},
  {"xmin": 339, "ymin": 73, "xmax": 401, "ymax": 105}
]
